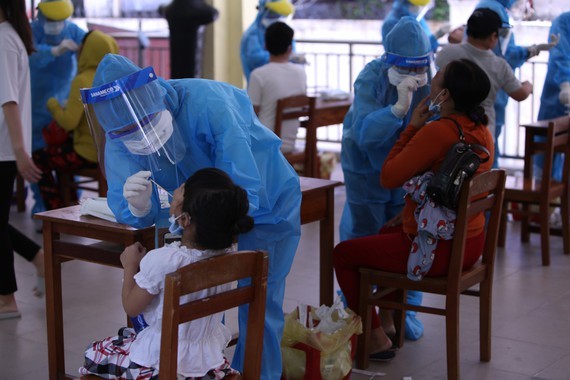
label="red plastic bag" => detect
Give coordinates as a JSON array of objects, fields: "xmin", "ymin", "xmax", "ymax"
[{"xmin": 42, "ymin": 120, "xmax": 70, "ymax": 147}]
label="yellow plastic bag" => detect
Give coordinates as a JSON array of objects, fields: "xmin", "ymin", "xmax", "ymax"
[{"xmin": 281, "ymin": 300, "xmax": 362, "ymax": 380}]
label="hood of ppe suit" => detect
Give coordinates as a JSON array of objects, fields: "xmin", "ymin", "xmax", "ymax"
[
  {"xmin": 78, "ymin": 31, "xmax": 119, "ymax": 73},
  {"xmin": 38, "ymin": 0, "xmax": 74, "ymax": 21},
  {"xmin": 384, "ymin": 16, "xmax": 431, "ymax": 58},
  {"xmin": 91, "ymin": 54, "xmax": 177, "ymax": 132},
  {"xmin": 475, "ymin": 1, "xmax": 510, "ymax": 25},
  {"xmin": 265, "ymin": 0, "xmax": 294, "ymax": 16}
]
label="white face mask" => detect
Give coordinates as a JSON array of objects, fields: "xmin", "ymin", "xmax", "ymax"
[
  {"xmin": 387, "ymin": 67, "xmax": 429, "ymax": 88},
  {"xmin": 428, "ymin": 90, "xmax": 446, "ymax": 113},
  {"xmin": 44, "ymin": 21, "xmax": 65, "ymax": 35},
  {"xmin": 122, "ymin": 111, "xmax": 174, "ymax": 156}
]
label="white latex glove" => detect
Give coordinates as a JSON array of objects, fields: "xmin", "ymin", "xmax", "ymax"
[
  {"xmin": 51, "ymin": 39, "xmax": 79, "ymax": 57},
  {"xmin": 123, "ymin": 170, "xmax": 153, "ymax": 217},
  {"xmin": 527, "ymin": 34, "xmax": 560, "ymax": 58},
  {"xmin": 560, "ymin": 82, "xmax": 570, "ymax": 106},
  {"xmin": 434, "ymin": 23, "xmax": 451, "ymax": 39},
  {"xmin": 391, "ymin": 76, "xmax": 420, "ymax": 119}
]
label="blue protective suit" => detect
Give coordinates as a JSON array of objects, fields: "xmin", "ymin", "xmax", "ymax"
[
  {"xmin": 240, "ymin": 0, "xmax": 295, "ymax": 82},
  {"xmin": 536, "ymin": 12, "xmax": 570, "ymax": 181},
  {"xmin": 29, "ymin": 14, "xmax": 85, "ymax": 213},
  {"xmin": 475, "ymin": 0, "xmax": 529, "ymax": 167},
  {"xmin": 381, "ymin": 0, "xmax": 439, "ymax": 53},
  {"xmin": 341, "ymin": 17, "xmax": 431, "ymax": 341},
  {"xmin": 93, "ymin": 55, "xmax": 301, "ymax": 380}
]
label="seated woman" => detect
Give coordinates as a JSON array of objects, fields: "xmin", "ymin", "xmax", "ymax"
[
  {"xmin": 32, "ymin": 30, "xmax": 118, "ymax": 210},
  {"xmin": 333, "ymin": 58, "xmax": 493, "ymax": 361}
]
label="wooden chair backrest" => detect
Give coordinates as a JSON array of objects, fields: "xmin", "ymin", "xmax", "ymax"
[
  {"xmin": 448, "ymin": 169, "xmax": 506, "ymax": 286},
  {"xmin": 159, "ymin": 250, "xmax": 268, "ymax": 380},
  {"xmin": 274, "ymin": 94, "xmax": 316, "ymax": 137}
]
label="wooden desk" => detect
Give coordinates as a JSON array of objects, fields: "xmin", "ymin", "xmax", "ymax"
[
  {"xmin": 36, "ymin": 176, "xmax": 341, "ymax": 380},
  {"xmin": 303, "ymin": 96, "xmax": 352, "ymax": 177},
  {"xmin": 520, "ymin": 120, "xmax": 550, "ymax": 180}
]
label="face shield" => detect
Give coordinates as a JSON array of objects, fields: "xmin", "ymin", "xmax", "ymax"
[
  {"xmin": 385, "ymin": 51, "xmax": 432, "ymax": 86},
  {"xmin": 80, "ymin": 66, "xmax": 186, "ymax": 174},
  {"xmin": 498, "ymin": 26, "xmax": 512, "ymax": 55}
]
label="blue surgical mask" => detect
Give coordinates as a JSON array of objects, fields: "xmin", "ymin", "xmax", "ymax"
[
  {"xmin": 168, "ymin": 214, "xmax": 183, "ymax": 235},
  {"xmin": 428, "ymin": 90, "xmax": 446, "ymax": 114}
]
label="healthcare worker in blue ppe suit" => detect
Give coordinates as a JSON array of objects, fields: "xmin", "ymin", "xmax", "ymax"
[
  {"xmin": 240, "ymin": 0, "xmax": 295, "ymax": 82},
  {"xmin": 341, "ymin": 16, "xmax": 431, "ymax": 341},
  {"xmin": 81, "ymin": 54, "xmax": 301, "ymax": 380},
  {"xmin": 29, "ymin": 0, "xmax": 85, "ymax": 214},
  {"xmin": 536, "ymin": 12, "xmax": 570, "ymax": 181},
  {"xmin": 474, "ymin": 0, "xmax": 558, "ymax": 168},
  {"xmin": 381, "ymin": 0, "xmax": 449, "ymax": 54}
]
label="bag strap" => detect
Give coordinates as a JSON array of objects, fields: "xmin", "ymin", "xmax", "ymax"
[{"xmin": 439, "ymin": 116, "xmax": 491, "ymax": 163}]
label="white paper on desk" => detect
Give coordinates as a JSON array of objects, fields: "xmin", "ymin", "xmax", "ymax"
[
  {"xmin": 319, "ymin": 88, "xmax": 350, "ymax": 101},
  {"xmin": 80, "ymin": 197, "xmax": 117, "ymax": 223}
]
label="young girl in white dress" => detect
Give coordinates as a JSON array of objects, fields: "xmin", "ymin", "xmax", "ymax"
[{"xmin": 79, "ymin": 168, "xmax": 254, "ymax": 380}]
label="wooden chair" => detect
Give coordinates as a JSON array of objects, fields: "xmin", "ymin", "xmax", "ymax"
[
  {"xmin": 274, "ymin": 94, "xmax": 317, "ymax": 177},
  {"xmin": 57, "ymin": 165, "xmax": 108, "ymax": 206},
  {"xmin": 160, "ymin": 250, "xmax": 268, "ymax": 380},
  {"xmin": 498, "ymin": 115, "xmax": 570, "ymax": 266},
  {"xmin": 355, "ymin": 170, "xmax": 506, "ymax": 380}
]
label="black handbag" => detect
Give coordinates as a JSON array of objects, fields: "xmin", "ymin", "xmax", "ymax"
[{"xmin": 426, "ymin": 117, "xmax": 490, "ymax": 209}]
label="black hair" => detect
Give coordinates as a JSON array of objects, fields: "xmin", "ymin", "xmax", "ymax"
[
  {"xmin": 265, "ymin": 21, "xmax": 293, "ymax": 56},
  {"xmin": 466, "ymin": 8, "xmax": 502, "ymax": 40},
  {"xmin": 182, "ymin": 168, "xmax": 254, "ymax": 250},
  {"xmin": 443, "ymin": 59, "xmax": 491, "ymax": 125},
  {"xmin": 0, "ymin": 0, "xmax": 35, "ymax": 55}
]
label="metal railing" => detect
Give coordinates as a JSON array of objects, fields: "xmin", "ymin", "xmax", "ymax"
[
  {"xmin": 109, "ymin": 33, "xmax": 548, "ymax": 162},
  {"xmin": 296, "ymin": 38, "xmax": 549, "ymax": 162}
]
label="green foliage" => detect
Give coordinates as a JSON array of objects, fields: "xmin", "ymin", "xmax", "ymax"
[
  {"xmin": 427, "ymin": 0, "xmax": 450, "ymax": 21},
  {"xmin": 338, "ymin": 0, "xmax": 389, "ymax": 20}
]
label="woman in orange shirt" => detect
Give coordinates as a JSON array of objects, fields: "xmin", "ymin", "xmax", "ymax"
[{"xmin": 333, "ymin": 59, "xmax": 494, "ymax": 361}]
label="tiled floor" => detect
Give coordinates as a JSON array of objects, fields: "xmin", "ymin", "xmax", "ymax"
[{"xmin": 2, "ymin": 166, "xmax": 570, "ymax": 380}]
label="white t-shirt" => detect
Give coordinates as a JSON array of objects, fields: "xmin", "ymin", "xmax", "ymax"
[
  {"xmin": 435, "ymin": 42, "xmax": 522, "ymax": 138},
  {"xmin": 129, "ymin": 242, "xmax": 233, "ymax": 377},
  {"xmin": 0, "ymin": 21, "xmax": 32, "ymax": 161},
  {"xmin": 248, "ymin": 62, "xmax": 307, "ymax": 153}
]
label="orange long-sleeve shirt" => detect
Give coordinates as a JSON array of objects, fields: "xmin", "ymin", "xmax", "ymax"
[{"xmin": 381, "ymin": 114, "xmax": 494, "ymax": 237}]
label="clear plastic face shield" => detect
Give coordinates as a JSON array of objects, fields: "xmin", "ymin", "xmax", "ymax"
[
  {"xmin": 385, "ymin": 51, "xmax": 433, "ymax": 85},
  {"xmin": 498, "ymin": 25, "xmax": 512, "ymax": 56},
  {"xmin": 80, "ymin": 67, "xmax": 186, "ymax": 174},
  {"xmin": 411, "ymin": 0, "xmax": 433, "ymax": 22}
]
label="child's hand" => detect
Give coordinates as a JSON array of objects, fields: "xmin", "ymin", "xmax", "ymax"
[
  {"xmin": 410, "ymin": 96, "xmax": 433, "ymax": 129},
  {"xmin": 120, "ymin": 242, "xmax": 147, "ymax": 271}
]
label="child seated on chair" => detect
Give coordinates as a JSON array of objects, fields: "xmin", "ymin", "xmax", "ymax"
[{"xmin": 79, "ymin": 168, "xmax": 254, "ymax": 380}]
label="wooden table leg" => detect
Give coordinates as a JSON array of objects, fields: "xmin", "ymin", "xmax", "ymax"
[
  {"xmin": 43, "ymin": 221, "xmax": 65, "ymax": 380},
  {"xmin": 305, "ymin": 122, "xmax": 317, "ymax": 178},
  {"xmin": 319, "ymin": 187, "xmax": 335, "ymax": 306}
]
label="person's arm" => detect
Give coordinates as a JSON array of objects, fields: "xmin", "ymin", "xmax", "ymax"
[
  {"xmin": 3, "ymin": 102, "xmax": 42, "ymax": 183},
  {"xmin": 508, "ymin": 81, "xmax": 533, "ymax": 101},
  {"xmin": 247, "ymin": 72, "xmax": 262, "ymax": 117},
  {"xmin": 46, "ymin": 76, "xmax": 84, "ymax": 131},
  {"xmin": 381, "ymin": 117, "xmax": 453, "ymax": 189},
  {"xmin": 120, "ymin": 242, "xmax": 154, "ymax": 317}
]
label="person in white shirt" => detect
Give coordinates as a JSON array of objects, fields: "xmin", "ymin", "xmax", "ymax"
[
  {"xmin": 0, "ymin": 0, "xmax": 44, "ymax": 320},
  {"xmin": 248, "ymin": 21, "xmax": 307, "ymax": 153},
  {"xmin": 79, "ymin": 168, "xmax": 254, "ymax": 379}
]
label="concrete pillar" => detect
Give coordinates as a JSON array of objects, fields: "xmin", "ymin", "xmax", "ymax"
[{"xmin": 202, "ymin": 0, "xmax": 257, "ymax": 88}]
